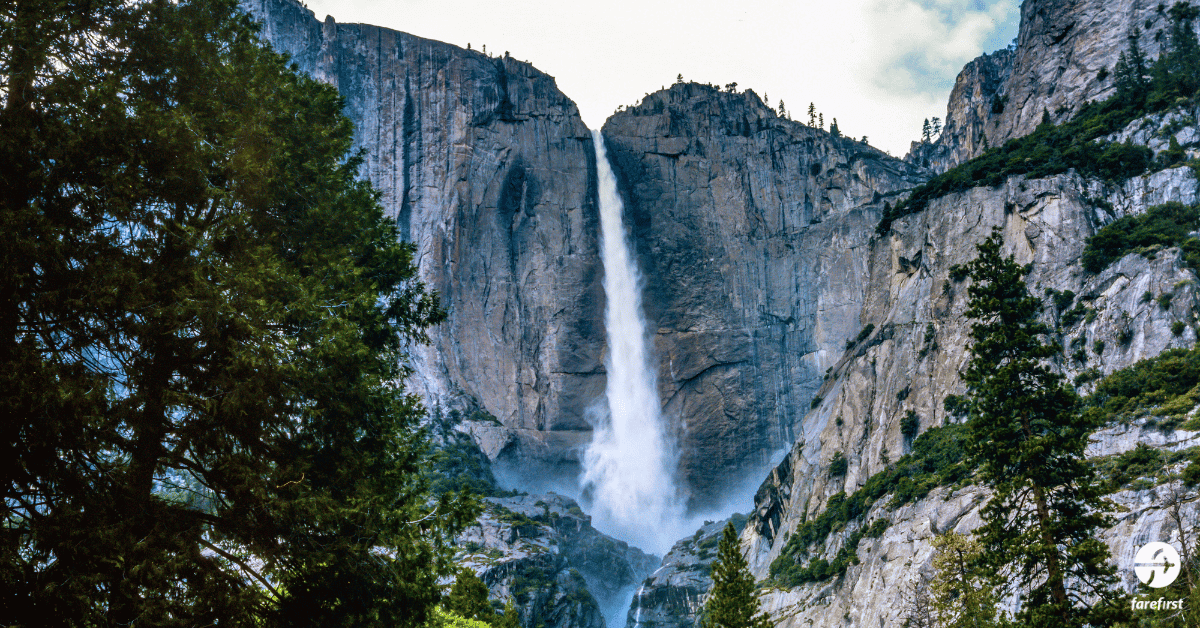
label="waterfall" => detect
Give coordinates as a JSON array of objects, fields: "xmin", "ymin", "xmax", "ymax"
[{"xmin": 580, "ymin": 129, "xmax": 685, "ymax": 555}]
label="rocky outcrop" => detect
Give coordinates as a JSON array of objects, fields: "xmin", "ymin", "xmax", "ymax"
[
  {"xmin": 742, "ymin": 114, "xmax": 1200, "ymax": 626},
  {"xmin": 601, "ymin": 84, "xmax": 927, "ymax": 506},
  {"xmin": 907, "ymin": 49, "xmax": 1014, "ymax": 172},
  {"xmin": 242, "ymin": 0, "xmax": 603, "ymax": 479},
  {"xmin": 623, "ymin": 516, "xmax": 747, "ymax": 628},
  {"xmin": 457, "ymin": 494, "xmax": 659, "ymax": 628},
  {"xmin": 914, "ymin": 0, "xmax": 1200, "ymax": 171}
]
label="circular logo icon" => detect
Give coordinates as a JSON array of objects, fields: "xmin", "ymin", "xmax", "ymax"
[{"xmin": 1134, "ymin": 542, "xmax": 1182, "ymax": 588}]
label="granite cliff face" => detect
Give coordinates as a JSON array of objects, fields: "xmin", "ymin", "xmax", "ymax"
[
  {"xmin": 601, "ymin": 84, "xmax": 926, "ymax": 505},
  {"xmin": 242, "ymin": 0, "xmax": 603, "ymax": 480},
  {"xmin": 913, "ymin": 0, "xmax": 1200, "ymax": 171},
  {"xmin": 741, "ymin": 109, "xmax": 1200, "ymax": 628}
]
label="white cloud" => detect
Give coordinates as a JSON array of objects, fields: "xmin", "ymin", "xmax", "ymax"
[{"xmin": 298, "ymin": 0, "xmax": 1017, "ymax": 156}]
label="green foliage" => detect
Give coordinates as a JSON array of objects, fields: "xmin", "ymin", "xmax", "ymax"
[
  {"xmin": 1183, "ymin": 450, "xmax": 1200, "ymax": 486},
  {"xmin": 1173, "ymin": 320, "xmax": 1187, "ymax": 335},
  {"xmin": 1083, "ymin": 202, "xmax": 1200, "ymax": 273},
  {"xmin": 929, "ymin": 532, "xmax": 1001, "ymax": 628},
  {"xmin": 847, "ymin": 323, "xmax": 875, "ymax": 349},
  {"xmin": 700, "ymin": 523, "xmax": 770, "ymax": 628},
  {"xmin": 1098, "ymin": 444, "xmax": 1166, "ymax": 491},
  {"xmin": 877, "ymin": 10, "xmax": 1200, "ymax": 235},
  {"xmin": 1085, "ymin": 346, "xmax": 1200, "ymax": 426},
  {"xmin": 1047, "ymin": 288, "xmax": 1077, "ymax": 313},
  {"xmin": 960, "ymin": 230, "xmax": 1123, "ymax": 627},
  {"xmin": 429, "ymin": 607, "xmax": 493, "ymax": 628},
  {"xmin": 828, "ymin": 452, "xmax": 848, "ymax": 477},
  {"xmin": 944, "ymin": 394, "xmax": 969, "ymax": 418},
  {"xmin": 878, "ymin": 108, "xmax": 1152, "ymax": 232},
  {"xmin": 768, "ymin": 423, "xmax": 970, "ymax": 587},
  {"xmin": 1074, "ymin": 368, "xmax": 1102, "ymax": 387},
  {"xmin": 445, "ymin": 570, "xmax": 496, "ymax": 625},
  {"xmin": 496, "ymin": 600, "xmax": 520, "ymax": 628},
  {"xmin": 0, "ymin": 1, "xmax": 464, "ymax": 626},
  {"xmin": 901, "ymin": 410, "xmax": 921, "ymax": 440},
  {"xmin": 896, "ymin": 386, "xmax": 910, "ymax": 401},
  {"xmin": 430, "ymin": 437, "xmax": 502, "ymax": 497}
]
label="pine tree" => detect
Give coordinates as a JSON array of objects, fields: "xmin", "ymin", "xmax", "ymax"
[
  {"xmin": 830, "ymin": 118, "xmax": 840, "ymax": 137},
  {"xmin": 923, "ymin": 118, "xmax": 932, "ymax": 142},
  {"xmin": 497, "ymin": 599, "xmax": 520, "ymax": 628},
  {"xmin": 961, "ymin": 230, "xmax": 1126, "ymax": 628},
  {"xmin": 818, "ymin": 112, "xmax": 824, "ymax": 129},
  {"xmin": 700, "ymin": 522, "xmax": 770, "ymax": 628},
  {"xmin": 0, "ymin": 1, "xmax": 466, "ymax": 626},
  {"xmin": 1114, "ymin": 29, "xmax": 1149, "ymax": 107},
  {"xmin": 446, "ymin": 570, "xmax": 496, "ymax": 624},
  {"xmin": 778, "ymin": 99, "xmax": 787, "ymax": 119},
  {"xmin": 931, "ymin": 117, "xmax": 942, "ymax": 137},
  {"xmin": 808, "ymin": 102, "xmax": 817, "ymax": 126},
  {"xmin": 930, "ymin": 532, "xmax": 1000, "ymax": 628}
]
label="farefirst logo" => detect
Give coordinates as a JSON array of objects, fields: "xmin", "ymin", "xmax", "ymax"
[
  {"xmin": 1132, "ymin": 598, "xmax": 1186, "ymax": 611},
  {"xmin": 1135, "ymin": 542, "xmax": 1182, "ymax": 588}
]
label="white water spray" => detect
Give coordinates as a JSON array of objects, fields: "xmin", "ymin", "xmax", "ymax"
[{"xmin": 581, "ymin": 129, "xmax": 686, "ymax": 555}]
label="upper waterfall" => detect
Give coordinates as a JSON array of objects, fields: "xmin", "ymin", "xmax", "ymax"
[{"xmin": 580, "ymin": 129, "xmax": 685, "ymax": 554}]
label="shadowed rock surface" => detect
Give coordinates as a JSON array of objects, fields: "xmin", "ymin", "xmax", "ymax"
[
  {"xmin": 243, "ymin": 0, "xmax": 604, "ymax": 480},
  {"xmin": 602, "ymin": 84, "xmax": 926, "ymax": 506}
]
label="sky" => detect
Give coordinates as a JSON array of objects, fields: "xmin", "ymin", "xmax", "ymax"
[{"xmin": 300, "ymin": 0, "xmax": 1020, "ymax": 158}]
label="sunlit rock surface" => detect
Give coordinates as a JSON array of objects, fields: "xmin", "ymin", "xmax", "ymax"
[{"xmin": 912, "ymin": 0, "xmax": 1200, "ymax": 172}]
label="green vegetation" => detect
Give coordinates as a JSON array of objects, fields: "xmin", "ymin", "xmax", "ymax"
[
  {"xmin": 700, "ymin": 522, "xmax": 771, "ymax": 628},
  {"xmin": 828, "ymin": 452, "xmax": 848, "ymax": 477},
  {"xmin": 445, "ymin": 570, "xmax": 496, "ymax": 625},
  {"xmin": 929, "ymin": 532, "xmax": 1001, "ymax": 628},
  {"xmin": 847, "ymin": 323, "xmax": 875, "ymax": 349},
  {"xmin": 1092, "ymin": 444, "xmax": 1200, "ymax": 492},
  {"xmin": 878, "ymin": 4, "xmax": 1200, "ymax": 235},
  {"xmin": 0, "ymin": 1, "xmax": 464, "ymax": 626},
  {"xmin": 901, "ymin": 410, "xmax": 920, "ymax": 440},
  {"xmin": 429, "ymin": 607, "xmax": 493, "ymax": 628},
  {"xmin": 960, "ymin": 230, "xmax": 1125, "ymax": 627},
  {"xmin": 1084, "ymin": 345, "xmax": 1200, "ymax": 428},
  {"xmin": 1081, "ymin": 202, "xmax": 1200, "ymax": 273},
  {"xmin": 431, "ymin": 437, "xmax": 504, "ymax": 497},
  {"xmin": 768, "ymin": 423, "xmax": 970, "ymax": 587}
]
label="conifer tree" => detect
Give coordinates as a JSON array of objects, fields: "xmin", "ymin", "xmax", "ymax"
[
  {"xmin": 961, "ymin": 230, "xmax": 1125, "ymax": 628},
  {"xmin": 808, "ymin": 102, "xmax": 817, "ymax": 126},
  {"xmin": 931, "ymin": 117, "xmax": 942, "ymax": 137},
  {"xmin": 923, "ymin": 118, "xmax": 932, "ymax": 142},
  {"xmin": 930, "ymin": 532, "xmax": 999, "ymax": 628},
  {"xmin": 700, "ymin": 523, "xmax": 770, "ymax": 628},
  {"xmin": 1114, "ymin": 29, "xmax": 1149, "ymax": 107},
  {"xmin": 830, "ymin": 118, "xmax": 840, "ymax": 137},
  {"xmin": 0, "ymin": 1, "xmax": 466, "ymax": 626},
  {"xmin": 497, "ymin": 599, "xmax": 520, "ymax": 628},
  {"xmin": 446, "ymin": 570, "xmax": 496, "ymax": 624}
]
